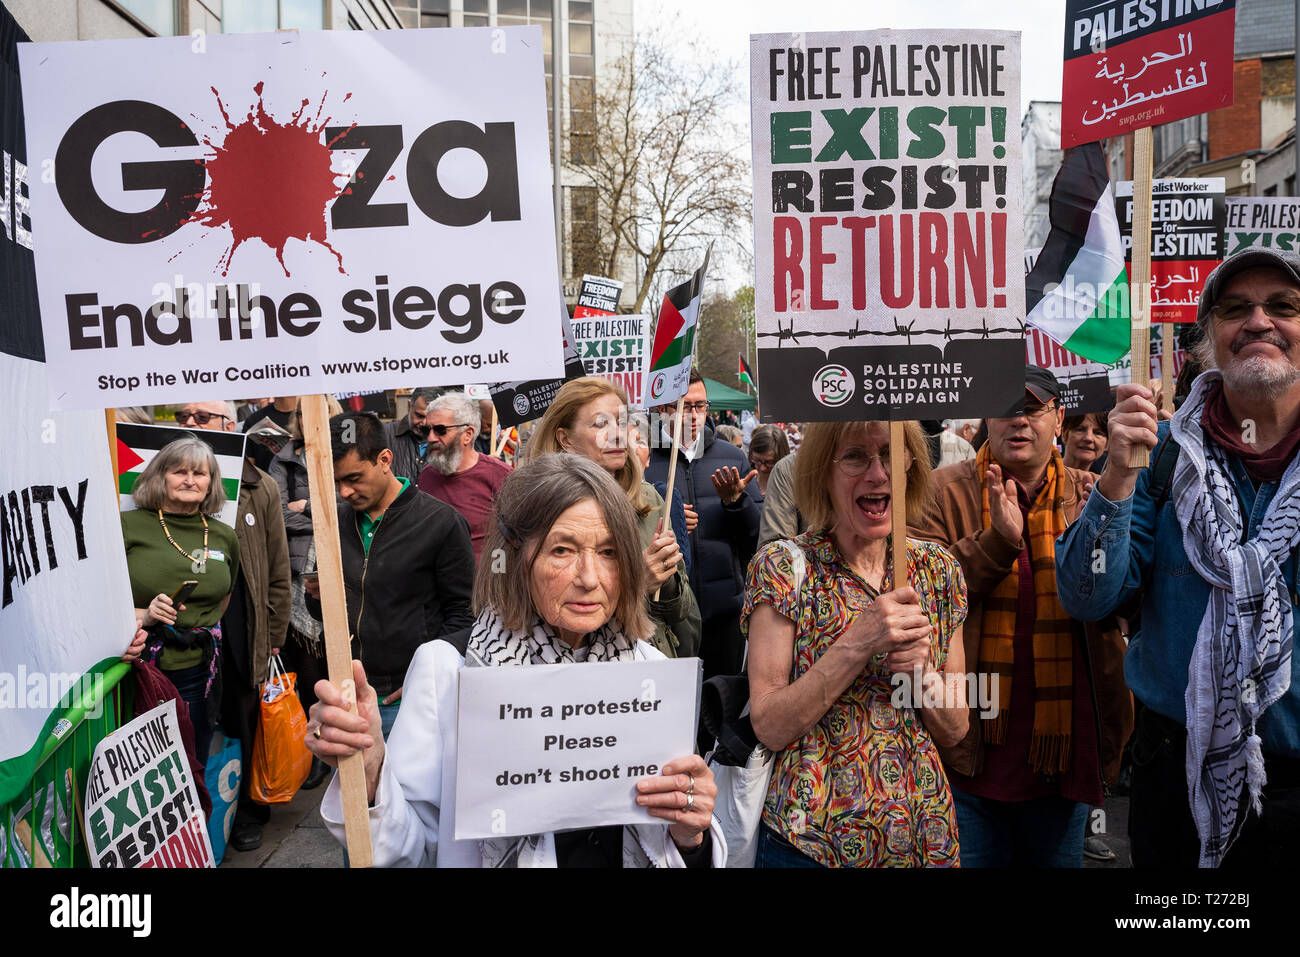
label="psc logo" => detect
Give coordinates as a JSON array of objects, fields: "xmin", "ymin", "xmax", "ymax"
[
  {"xmin": 812, "ymin": 364, "xmax": 854, "ymax": 407},
  {"xmin": 648, "ymin": 371, "xmax": 667, "ymax": 402},
  {"xmin": 512, "ymin": 393, "xmax": 530, "ymax": 417}
]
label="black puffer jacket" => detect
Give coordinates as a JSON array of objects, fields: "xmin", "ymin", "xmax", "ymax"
[
  {"xmin": 384, "ymin": 417, "xmax": 430, "ymax": 484},
  {"xmin": 645, "ymin": 427, "xmax": 762, "ymax": 625},
  {"xmin": 268, "ymin": 442, "xmax": 313, "ymax": 575},
  {"xmin": 314, "ymin": 483, "xmax": 475, "ymax": 697}
]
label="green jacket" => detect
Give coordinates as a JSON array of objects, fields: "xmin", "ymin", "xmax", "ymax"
[{"xmin": 637, "ymin": 483, "xmax": 702, "ymax": 659}]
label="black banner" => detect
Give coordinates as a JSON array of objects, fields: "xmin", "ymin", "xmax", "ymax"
[{"xmin": 0, "ymin": 4, "xmax": 41, "ymax": 361}]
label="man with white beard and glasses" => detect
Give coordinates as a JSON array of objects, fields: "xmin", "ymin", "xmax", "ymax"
[
  {"xmin": 417, "ymin": 391, "xmax": 511, "ymax": 561},
  {"xmin": 1058, "ymin": 249, "xmax": 1300, "ymax": 867}
]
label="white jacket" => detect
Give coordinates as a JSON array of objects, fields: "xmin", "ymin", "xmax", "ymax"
[{"xmin": 321, "ymin": 637, "xmax": 726, "ymax": 867}]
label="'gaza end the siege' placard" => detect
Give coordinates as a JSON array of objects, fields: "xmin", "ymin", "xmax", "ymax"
[{"xmin": 19, "ymin": 28, "xmax": 565, "ymax": 410}]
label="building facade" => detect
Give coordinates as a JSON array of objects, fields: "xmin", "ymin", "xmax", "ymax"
[{"xmin": 1102, "ymin": 0, "xmax": 1296, "ymax": 197}]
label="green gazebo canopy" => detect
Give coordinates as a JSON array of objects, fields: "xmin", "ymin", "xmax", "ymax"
[{"xmin": 704, "ymin": 377, "xmax": 756, "ymax": 412}]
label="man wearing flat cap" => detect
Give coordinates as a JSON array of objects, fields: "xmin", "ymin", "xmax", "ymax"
[
  {"xmin": 911, "ymin": 366, "xmax": 1132, "ymax": 867},
  {"xmin": 1058, "ymin": 249, "xmax": 1300, "ymax": 867}
]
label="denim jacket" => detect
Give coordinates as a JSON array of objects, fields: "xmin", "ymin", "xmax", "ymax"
[{"xmin": 1055, "ymin": 422, "xmax": 1300, "ymax": 758}]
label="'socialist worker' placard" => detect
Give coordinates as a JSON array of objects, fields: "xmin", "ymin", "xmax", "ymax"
[
  {"xmin": 1116, "ymin": 177, "xmax": 1225, "ymax": 323},
  {"xmin": 750, "ymin": 31, "xmax": 1026, "ymax": 422},
  {"xmin": 454, "ymin": 658, "xmax": 700, "ymax": 840},
  {"xmin": 19, "ymin": 28, "xmax": 565, "ymax": 411}
]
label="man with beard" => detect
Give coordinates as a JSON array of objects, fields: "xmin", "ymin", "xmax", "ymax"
[
  {"xmin": 385, "ymin": 387, "xmax": 443, "ymax": 483},
  {"xmin": 1058, "ymin": 249, "xmax": 1300, "ymax": 867},
  {"xmin": 417, "ymin": 391, "xmax": 511, "ymax": 561}
]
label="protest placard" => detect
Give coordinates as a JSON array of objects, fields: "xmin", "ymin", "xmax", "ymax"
[
  {"xmin": 571, "ymin": 312, "xmax": 651, "ymax": 407},
  {"xmin": 453, "ymin": 658, "xmax": 700, "ymax": 840},
  {"xmin": 19, "ymin": 27, "xmax": 564, "ymax": 411},
  {"xmin": 115, "ymin": 423, "xmax": 247, "ymax": 531},
  {"xmin": 573, "ymin": 274, "xmax": 625, "ymax": 318},
  {"xmin": 1116, "ymin": 177, "xmax": 1225, "ymax": 323},
  {"xmin": 1225, "ymin": 197, "xmax": 1300, "ymax": 257},
  {"xmin": 751, "ymin": 30, "xmax": 1025, "ymax": 423},
  {"xmin": 0, "ymin": 4, "xmax": 135, "ymax": 809},
  {"xmin": 85, "ymin": 699, "xmax": 214, "ymax": 868},
  {"xmin": 490, "ymin": 293, "xmax": 587, "ymax": 428},
  {"xmin": 1061, "ymin": 0, "xmax": 1236, "ymax": 148}
]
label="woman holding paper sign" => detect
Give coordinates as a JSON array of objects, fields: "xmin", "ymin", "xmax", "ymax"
[
  {"xmin": 743, "ymin": 420, "xmax": 969, "ymax": 867},
  {"xmin": 309, "ymin": 454, "xmax": 722, "ymax": 867},
  {"xmin": 528, "ymin": 377, "xmax": 702, "ymax": 660}
]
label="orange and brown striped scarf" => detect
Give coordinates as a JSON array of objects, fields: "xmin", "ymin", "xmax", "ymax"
[{"xmin": 975, "ymin": 443, "xmax": 1073, "ymax": 775}]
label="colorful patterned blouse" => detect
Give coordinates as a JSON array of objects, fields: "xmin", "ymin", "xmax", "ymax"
[{"xmin": 741, "ymin": 531, "xmax": 968, "ymax": 867}]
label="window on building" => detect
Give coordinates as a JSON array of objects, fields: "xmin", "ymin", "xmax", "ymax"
[
  {"xmin": 113, "ymin": 0, "xmax": 175, "ymax": 35},
  {"xmin": 223, "ymin": 0, "xmax": 325, "ymax": 32},
  {"xmin": 571, "ymin": 186, "xmax": 600, "ymax": 276},
  {"xmin": 1265, "ymin": 184, "xmax": 1278, "ymax": 196}
]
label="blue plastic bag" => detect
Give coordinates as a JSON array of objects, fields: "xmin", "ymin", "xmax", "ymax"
[{"xmin": 205, "ymin": 728, "xmax": 242, "ymax": 865}]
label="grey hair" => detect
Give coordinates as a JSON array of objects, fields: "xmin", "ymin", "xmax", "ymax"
[
  {"xmin": 474, "ymin": 453, "xmax": 650, "ymax": 639},
  {"xmin": 115, "ymin": 406, "xmax": 153, "ymax": 425},
  {"xmin": 132, "ymin": 436, "xmax": 227, "ymax": 515},
  {"xmin": 429, "ymin": 391, "xmax": 482, "ymax": 434},
  {"xmin": 716, "ymin": 424, "xmax": 743, "ymax": 444},
  {"xmin": 942, "ymin": 418, "xmax": 980, "ymax": 432}
]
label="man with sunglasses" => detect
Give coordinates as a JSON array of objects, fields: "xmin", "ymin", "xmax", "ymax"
[
  {"xmin": 1058, "ymin": 249, "xmax": 1300, "ymax": 867},
  {"xmin": 384, "ymin": 386, "xmax": 444, "ymax": 483},
  {"xmin": 417, "ymin": 391, "xmax": 511, "ymax": 561},
  {"xmin": 911, "ymin": 366, "xmax": 1131, "ymax": 867},
  {"xmin": 647, "ymin": 368, "xmax": 762, "ymax": 683}
]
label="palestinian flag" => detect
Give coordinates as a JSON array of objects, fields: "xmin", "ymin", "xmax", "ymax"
[
  {"xmin": 738, "ymin": 355, "xmax": 757, "ymax": 390},
  {"xmin": 1026, "ymin": 143, "xmax": 1130, "ymax": 363},
  {"xmin": 116, "ymin": 423, "xmax": 246, "ymax": 529},
  {"xmin": 645, "ymin": 246, "xmax": 711, "ymax": 406}
]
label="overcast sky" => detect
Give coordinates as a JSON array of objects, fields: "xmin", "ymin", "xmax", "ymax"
[
  {"xmin": 634, "ymin": 1, "xmax": 1066, "ymax": 292},
  {"xmin": 641, "ymin": 0, "xmax": 1067, "ymax": 115}
]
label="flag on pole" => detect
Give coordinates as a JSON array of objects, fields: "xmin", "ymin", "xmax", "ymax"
[
  {"xmin": 116, "ymin": 423, "xmax": 247, "ymax": 529},
  {"xmin": 738, "ymin": 355, "xmax": 757, "ymax": 390},
  {"xmin": 1026, "ymin": 143, "xmax": 1130, "ymax": 364},
  {"xmin": 644, "ymin": 247, "xmax": 711, "ymax": 406}
]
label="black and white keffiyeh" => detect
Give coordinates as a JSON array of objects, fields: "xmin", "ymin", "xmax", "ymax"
[
  {"xmin": 464, "ymin": 608, "xmax": 654, "ymax": 868},
  {"xmin": 1171, "ymin": 371, "xmax": 1300, "ymax": 867}
]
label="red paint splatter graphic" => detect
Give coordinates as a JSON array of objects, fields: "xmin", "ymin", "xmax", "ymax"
[{"xmin": 188, "ymin": 82, "xmax": 353, "ymax": 276}]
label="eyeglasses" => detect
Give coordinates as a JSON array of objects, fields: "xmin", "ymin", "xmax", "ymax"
[
  {"xmin": 750, "ymin": 455, "xmax": 777, "ymax": 470},
  {"xmin": 174, "ymin": 410, "xmax": 230, "ymax": 427},
  {"xmin": 832, "ymin": 447, "xmax": 913, "ymax": 477},
  {"xmin": 428, "ymin": 423, "xmax": 473, "ymax": 437},
  {"xmin": 1020, "ymin": 402, "xmax": 1058, "ymax": 420},
  {"xmin": 1212, "ymin": 294, "xmax": 1300, "ymax": 322},
  {"xmin": 681, "ymin": 402, "xmax": 710, "ymax": 413}
]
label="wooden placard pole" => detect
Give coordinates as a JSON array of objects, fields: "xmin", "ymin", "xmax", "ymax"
[
  {"xmin": 1160, "ymin": 322, "xmax": 1175, "ymax": 415},
  {"xmin": 652, "ymin": 395, "xmax": 686, "ymax": 602},
  {"xmin": 300, "ymin": 394, "xmax": 373, "ymax": 868},
  {"xmin": 1128, "ymin": 125, "xmax": 1155, "ymax": 468},
  {"xmin": 489, "ymin": 403, "xmax": 502, "ymax": 457},
  {"xmin": 106, "ymin": 410, "xmax": 119, "ymax": 506},
  {"xmin": 889, "ymin": 422, "xmax": 908, "ymax": 591}
]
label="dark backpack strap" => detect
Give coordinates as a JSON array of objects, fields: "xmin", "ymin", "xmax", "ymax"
[{"xmin": 1147, "ymin": 434, "xmax": 1181, "ymax": 513}]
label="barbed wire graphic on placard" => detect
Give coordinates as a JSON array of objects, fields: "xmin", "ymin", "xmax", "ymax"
[{"xmin": 757, "ymin": 316, "xmax": 1028, "ymax": 346}]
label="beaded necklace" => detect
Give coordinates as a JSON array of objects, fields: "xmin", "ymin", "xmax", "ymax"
[{"xmin": 158, "ymin": 509, "xmax": 207, "ymax": 564}]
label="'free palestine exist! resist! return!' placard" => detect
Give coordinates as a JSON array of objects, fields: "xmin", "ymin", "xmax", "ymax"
[
  {"xmin": 750, "ymin": 30, "xmax": 1025, "ymax": 423},
  {"xmin": 454, "ymin": 658, "xmax": 700, "ymax": 841}
]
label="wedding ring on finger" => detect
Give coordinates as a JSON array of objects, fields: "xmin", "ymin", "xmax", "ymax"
[
  {"xmin": 312, "ymin": 723, "xmax": 322, "ymax": 740},
  {"xmin": 685, "ymin": 774, "xmax": 695, "ymax": 795},
  {"xmin": 683, "ymin": 792, "xmax": 694, "ymax": 812}
]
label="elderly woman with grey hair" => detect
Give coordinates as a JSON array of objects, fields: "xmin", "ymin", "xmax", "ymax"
[
  {"xmin": 121, "ymin": 435, "xmax": 239, "ymax": 761},
  {"xmin": 309, "ymin": 453, "xmax": 723, "ymax": 867}
]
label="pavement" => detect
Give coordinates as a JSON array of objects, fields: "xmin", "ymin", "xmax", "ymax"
[
  {"xmin": 219, "ymin": 780, "xmax": 337, "ymax": 868},
  {"xmin": 224, "ymin": 777, "xmax": 1133, "ymax": 868}
]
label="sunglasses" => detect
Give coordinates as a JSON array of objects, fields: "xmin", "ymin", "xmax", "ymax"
[
  {"xmin": 428, "ymin": 423, "xmax": 472, "ymax": 437},
  {"xmin": 174, "ymin": 410, "xmax": 230, "ymax": 427},
  {"xmin": 1211, "ymin": 295, "xmax": 1300, "ymax": 322}
]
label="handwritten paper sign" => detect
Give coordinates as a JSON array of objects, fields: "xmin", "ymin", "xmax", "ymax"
[
  {"xmin": 1062, "ymin": 0, "xmax": 1235, "ymax": 147},
  {"xmin": 453, "ymin": 658, "xmax": 700, "ymax": 840}
]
